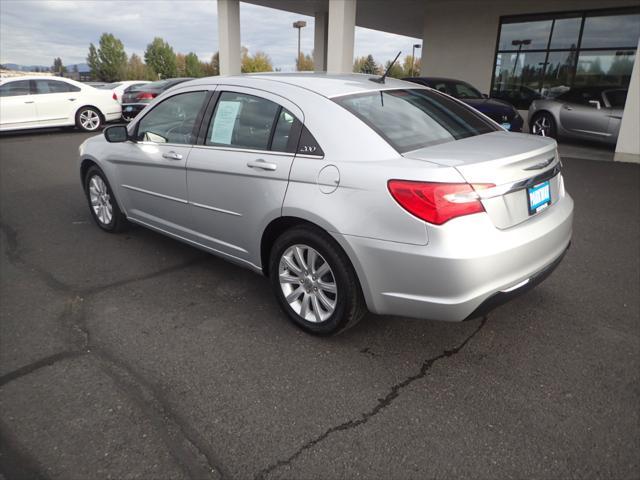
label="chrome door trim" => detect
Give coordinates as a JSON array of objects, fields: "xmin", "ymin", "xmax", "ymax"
[
  {"xmin": 190, "ymin": 201, "xmax": 242, "ymax": 217},
  {"xmin": 190, "ymin": 144, "xmax": 295, "ymax": 157},
  {"xmin": 121, "ymin": 184, "xmax": 188, "ymax": 204}
]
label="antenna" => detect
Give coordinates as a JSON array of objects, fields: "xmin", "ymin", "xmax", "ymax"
[{"xmin": 370, "ymin": 51, "xmax": 401, "ymax": 84}]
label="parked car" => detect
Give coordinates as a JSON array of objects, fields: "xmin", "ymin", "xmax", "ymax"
[
  {"xmin": 79, "ymin": 74, "xmax": 573, "ymax": 335},
  {"xmin": 528, "ymin": 86, "xmax": 627, "ymax": 145},
  {"xmin": 491, "ymin": 83, "xmax": 542, "ymax": 110},
  {"xmin": 97, "ymin": 80, "xmax": 150, "ymax": 104},
  {"xmin": 0, "ymin": 76, "xmax": 121, "ymax": 132},
  {"xmin": 121, "ymin": 78, "xmax": 192, "ymax": 121},
  {"xmin": 404, "ymin": 77, "xmax": 524, "ymax": 132}
]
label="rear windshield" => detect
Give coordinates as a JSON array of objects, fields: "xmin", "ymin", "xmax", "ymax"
[{"xmin": 334, "ymin": 89, "xmax": 498, "ymax": 153}]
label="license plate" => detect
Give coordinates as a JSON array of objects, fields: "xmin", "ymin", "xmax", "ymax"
[
  {"xmin": 125, "ymin": 106, "xmax": 133, "ymax": 112},
  {"xmin": 501, "ymin": 122, "xmax": 511, "ymax": 130},
  {"xmin": 527, "ymin": 180, "xmax": 551, "ymax": 214}
]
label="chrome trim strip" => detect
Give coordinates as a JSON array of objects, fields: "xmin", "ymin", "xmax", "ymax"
[
  {"xmin": 478, "ymin": 163, "xmax": 562, "ymax": 200},
  {"xmin": 190, "ymin": 201, "xmax": 242, "ymax": 217},
  {"xmin": 121, "ymin": 184, "xmax": 188, "ymax": 204},
  {"xmin": 190, "ymin": 144, "xmax": 295, "ymax": 157}
]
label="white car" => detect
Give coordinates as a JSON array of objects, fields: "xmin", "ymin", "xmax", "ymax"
[
  {"xmin": 0, "ymin": 76, "xmax": 122, "ymax": 132},
  {"xmin": 97, "ymin": 80, "xmax": 150, "ymax": 104}
]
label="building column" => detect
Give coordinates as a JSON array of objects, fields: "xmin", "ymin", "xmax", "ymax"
[
  {"xmin": 615, "ymin": 40, "xmax": 640, "ymax": 163},
  {"xmin": 327, "ymin": 0, "xmax": 356, "ymax": 73},
  {"xmin": 314, "ymin": 11, "xmax": 329, "ymax": 71},
  {"xmin": 217, "ymin": 0, "xmax": 241, "ymax": 75}
]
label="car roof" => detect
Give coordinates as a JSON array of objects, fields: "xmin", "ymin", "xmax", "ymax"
[
  {"xmin": 0, "ymin": 75, "xmax": 85, "ymax": 86},
  {"xmin": 405, "ymin": 77, "xmax": 467, "ymax": 84},
  {"xmin": 185, "ymin": 73, "xmax": 421, "ymax": 98}
]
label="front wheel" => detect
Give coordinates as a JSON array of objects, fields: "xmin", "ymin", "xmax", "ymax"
[
  {"xmin": 76, "ymin": 107, "xmax": 103, "ymax": 132},
  {"xmin": 530, "ymin": 112, "xmax": 557, "ymax": 138},
  {"xmin": 84, "ymin": 166, "xmax": 128, "ymax": 232},
  {"xmin": 269, "ymin": 225, "xmax": 366, "ymax": 335}
]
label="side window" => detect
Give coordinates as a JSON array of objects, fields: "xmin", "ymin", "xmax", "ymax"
[
  {"xmin": 206, "ymin": 92, "xmax": 279, "ymax": 151},
  {"xmin": 271, "ymin": 108, "xmax": 296, "ymax": 152},
  {"xmin": 137, "ymin": 91, "xmax": 207, "ymax": 145},
  {"xmin": 35, "ymin": 80, "xmax": 80, "ymax": 94},
  {"xmin": 0, "ymin": 80, "xmax": 31, "ymax": 97},
  {"xmin": 297, "ymin": 126, "xmax": 324, "ymax": 157}
]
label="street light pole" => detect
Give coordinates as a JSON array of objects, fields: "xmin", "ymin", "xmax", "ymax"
[
  {"xmin": 411, "ymin": 43, "xmax": 421, "ymax": 76},
  {"xmin": 511, "ymin": 39, "xmax": 531, "ymax": 78},
  {"xmin": 293, "ymin": 20, "xmax": 307, "ymax": 70}
]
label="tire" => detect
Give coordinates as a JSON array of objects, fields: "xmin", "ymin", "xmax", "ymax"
[
  {"xmin": 84, "ymin": 166, "xmax": 128, "ymax": 233},
  {"xmin": 269, "ymin": 225, "xmax": 367, "ymax": 335},
  {"xmin": 76, "ymin": 107, "xmax": 103, "ymax": 132},
  {"xmin": 530, "ymin": 112, "xmax": 557, "ymax": 138}
]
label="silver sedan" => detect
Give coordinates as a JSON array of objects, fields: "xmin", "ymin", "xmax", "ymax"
[
  {"xmin": 79, "ymin": 74, "xmax": 573, "ymax": 335},
  {"xmin": 528, "ymin": 86, "xmax": 627, "ymax": 145}
]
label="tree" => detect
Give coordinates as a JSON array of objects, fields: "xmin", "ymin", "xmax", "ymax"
[
  {"xmin": 52, "ymin": 57, "xmax": 66, "ymax": 75},
  {"xmin": 145, "ymin": 37, "xmax": 177, "ymax": 79},
  {"xmin": 86, "ymin": 33, "xmax": 127, "ymax": 82},
  {"xmin": 241, "ymin": 47, "xmax": 273, "ymax": 73},
  {"xmin": 185, "ymin": 52, "xmax": 202, "ymax": 77},
  {"xmin": 201, "ymin": 52, "xmax": 219, "ymax": 76},
  {"xmin": 383, "ymin": 58, "xmax": 405, "ymax": 78},
  {"xmin": 296, "ymin": 52, "xmax": 314, "ymax": 71},
  {"xmin": 402, "ymin": 54, "xmax": 420, "ymax": 76},
  {"xmin": 125, "ymin": 53, "xmax": 151, "ymax": 80},
  {"xmin": 354, "ymin": 54, "xmax": 378, "ymax": 74},
  {"xmin": 176, "ymin": 53, "xmax": 186, "ymax": 77}
]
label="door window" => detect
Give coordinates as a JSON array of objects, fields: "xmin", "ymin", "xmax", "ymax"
[
  {"xmin": 206, "ymin": 92, "xmax": 280, "ymax": 150},
  {"xmin": 34, "ymin": 80, "xmax": 80, "ymax": 94},
  {"xmin": 0, "ymin": 80, "xmax": 31, "ymax": 97},
  {"xmin": 270, "ymin": 108, "xmax": 296, "ymax": 152},
  {"xmin": 136, "ymin": 91, "xmax": 207, "ymax": 144}
]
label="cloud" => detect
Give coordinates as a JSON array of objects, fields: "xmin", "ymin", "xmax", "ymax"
[{"xmin": 0, "ymin": 0, "xmax": 420, "ymax": 71}]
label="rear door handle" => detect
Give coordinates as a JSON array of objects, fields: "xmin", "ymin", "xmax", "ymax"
[
  {"xmin": 563, "ymin": 105, "xmax": 573, "ymax": 110},
  {"xmin": 68, "ymin": 98, "xmax": 77, "ymax": 102},
  {"xmin": 24, "ymin": 100, "xmax": 35, "ymax": 104},
  {"xmin": 162, "ymin": 151, "xmax": 183, "ymax": 161},
  {"xmin": 247, "ymin": 159, "xmax": 277, "ymax": 171}
]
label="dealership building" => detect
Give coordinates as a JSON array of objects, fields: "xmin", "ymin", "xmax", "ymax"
[{"xmin": 216, "ymin": 0, "xmax": 640, "ymax": 162}]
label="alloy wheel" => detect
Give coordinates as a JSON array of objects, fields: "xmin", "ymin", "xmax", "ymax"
[
  {"xmin": 89, "ymin": 175, "xmax": 113, "ymax": 225},
  {"xmin": 79, "ymin": 109, "xmax": 100, "ymax": 131},
  {"xmin": 278, "ymin": 244, "xmax": 338, "ymax": 323},
  {"xmin": 532, "ymin": 115, "xmax": 551, "ymax": 137}
]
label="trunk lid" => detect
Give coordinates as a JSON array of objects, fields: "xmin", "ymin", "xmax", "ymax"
[{"xmin": 403, "ymin": 131, "xmax": 562, "ymax": 229}]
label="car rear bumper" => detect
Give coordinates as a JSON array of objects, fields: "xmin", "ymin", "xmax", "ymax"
[
  {"xmin": 334, "ymin": 192, "xmax": 573, "ymax": 321},
  {"xmin": 121, "ymin": 104, "xmax": 147, "ymax": 121}
]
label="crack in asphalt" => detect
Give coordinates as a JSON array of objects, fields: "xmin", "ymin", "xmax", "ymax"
[
  {"xmin": 254, "ymin": 316, "xmax": 488, "ymax": 480},
  {"xmin": 0, "ymin": 221, "xmax": 224, "ymax": 480}
]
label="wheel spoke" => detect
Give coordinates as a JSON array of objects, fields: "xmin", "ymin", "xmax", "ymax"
[
  {"xmin": 293, "ymin": 246, "xmax": 307, "ymax": 271},
  {"xmin": 315, "ymin": 261, "xmax": 330, "ymax": 277},
  {"xmin": 317, "ymin": 290, "xmax": 335, "ymax": 310},
  {"xmin": 286, "ymin": 285, "xmax": 304, "ymax": 303},
  {"xmin": 299, "ymin": 293, "xmax": 310, "ymax": 319},
  {"xmin": 279, "ymin": 272, "xmax": 299, "ymax": 284},
  {"xmin": 282, "ymin": 255, "xmax": 302, "ymax": 274},
  {"xmin": 307, "ymin": 249, "xmax": 317, "ymax": 273},
  {"xmin": 311, "ymin": 295, "xmax": 322, "ymax": 322},
  {"xmin": 318, "ymin": 280, "xmax": 337, "ymax": 294}
]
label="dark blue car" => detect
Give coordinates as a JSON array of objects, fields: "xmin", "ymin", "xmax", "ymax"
[{"xmin": 403, "ymin": 77, "xmax": 524, "ymax": 132}]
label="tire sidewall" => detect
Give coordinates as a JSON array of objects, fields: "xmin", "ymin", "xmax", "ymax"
[
  {"xmin": 269, "ymin": 228, "xmax": 352, "ymax": 335},
  {"xmin": 76, "ymin": 107, "xmax": 103, "ymax": 132},
  {"xmin": 84, "ymin": 167, "xmax": 118, "ymax": 232}
]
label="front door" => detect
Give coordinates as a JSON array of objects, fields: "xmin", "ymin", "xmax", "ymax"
[
  {"xmin": 32, "ymin": 79, "xmax": 80, "ymax": 125},
  {"xmin": 112, "ymin": 89, "xmax": 209, "ymax": 237},
  {"xmin": 186, "ymin": 88, "xmax": 303, "ymax": 265}
]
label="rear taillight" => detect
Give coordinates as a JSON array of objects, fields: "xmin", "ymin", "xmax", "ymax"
[
  {"xmin": 112, "ymin": 92, "xmax": 118, "ymax": 100},
  {"xmin": 388, "ymin": 180, "xmax": 494, "ymax": 225},
  {"xmin": 136, "ymin": 92, "xmax": 156, "ymax": 100}
]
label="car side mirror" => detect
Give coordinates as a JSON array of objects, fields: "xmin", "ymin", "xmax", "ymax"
[
  {"xmin": 104, "ymin": 124, "xmax": 129, "ymax": 142},
  {"xmin": 588, "ymin": 100, "xmax": 601, "ymax": 110}
]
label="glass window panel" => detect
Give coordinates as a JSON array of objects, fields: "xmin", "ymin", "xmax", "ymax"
[
  {"xmin": 270, "ymin": 108, "xmax": 295, "ymax": 152},
  {"xmin": 498, "ymin": 20, "xmax": 552, "ymax": 51},
  {"xmin": 581, "ymin": 14, "xmax": 640, "ymax": 49},
  {"xmin": 137, "ymin": 91, "xmax": 206, "ymax": 144},
  {"xmin": 574, "ymin": 50, "xmax": 636, "ymax": 87},
  {"xmin": 541, "ymin": 50, "xmax": 578, "ymax": 98},
  {"xmin": 549, "ymin": 17, "xmax": 581, "ymax": 49},
  {"xmin": 492, "ymin": 51, "xmax": 546, "ymax": 108},
  {"xmin": 0, "ymin": 80, "xmax": 31, "ymax": 97}
]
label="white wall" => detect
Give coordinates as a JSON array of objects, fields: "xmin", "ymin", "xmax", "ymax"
[{"xmin": 615, "ymin": 40, "xmax": 640, "ymax": 163}]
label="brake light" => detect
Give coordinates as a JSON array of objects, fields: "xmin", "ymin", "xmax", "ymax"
[
  {"xmin": 112, "ymin": 92, "xmax": 117, "ymax": 100},
  {"xmin": 387, "ymin": 180, "xmax": 494, "ymax": 225},
  {"xmin": 136, "ymin": 92, "xmax": 156, "ymax": 100}
]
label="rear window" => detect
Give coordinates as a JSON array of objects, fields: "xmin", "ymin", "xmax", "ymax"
[
  {"xmin": 334, "ymin": 89, "xmax": 498, "ymax": 153},
  {"xmin": 604, "ymin": 89, "xmax": 627, "ymax": 108}
]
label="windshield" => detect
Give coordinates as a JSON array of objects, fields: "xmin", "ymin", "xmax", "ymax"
[{"xmin": 334, "ymin": 89, "xmax": 498, "ymax": 153}]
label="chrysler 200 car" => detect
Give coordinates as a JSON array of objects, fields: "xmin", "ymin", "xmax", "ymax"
[{"xmin": 79, "ymin": 74, "xmax": 573, "ymax": 335}]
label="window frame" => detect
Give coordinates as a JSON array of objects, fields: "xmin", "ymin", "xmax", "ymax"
[
  {"xmin": 0, "ymin": 80, "xmax": 33, "ymax": 97},
  {"xmin": 490, "ymin": 6, "xmax": 640, "ymax": 108},
  {"xmin": 133, "ymin": 89, "xmax": 212, "ymax": 146}
]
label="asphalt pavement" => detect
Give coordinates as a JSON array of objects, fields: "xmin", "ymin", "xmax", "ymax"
[{"xmin": 0, "ymin": 128, "xmax": 638, "ymax": 480}]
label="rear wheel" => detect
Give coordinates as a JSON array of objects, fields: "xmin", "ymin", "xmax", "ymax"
[
  {"xmin": 530, "ymin": 112, "xmax": 556, "ymax": 138},
  {"xmin": 269, "ymin": 225, "xmax": 366, "ymax": 335},
  {"xmin": 76, "ymin": 107, "xmax": 103, "ymax": 132},
  {"xmin": 84, "ymin": 166, "xmax": 128, "ymax": 232}
]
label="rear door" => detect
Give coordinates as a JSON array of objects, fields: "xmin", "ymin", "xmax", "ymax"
[
  {"xmin": 111, "ymin": 88, "xmax": 210, "ymax": 237},
  {"xmin": 32, "ymin": 79, "xmax": 80, "ymax": 125},
  {"xmin": 559, "ymin": 90, "xmax": 610, "ymax": 139},
  {"xmin": 0, "ymin": 80, "xmax": 38, "ymax": 129},
  {"xmin": 186, "ymin": 87, "xmax": 303, "ymax": 263}
]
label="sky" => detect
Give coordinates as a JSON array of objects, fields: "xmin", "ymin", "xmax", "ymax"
[{"xmin": 0, "ymin": 0, "xmax": 421, "ymax": 71}]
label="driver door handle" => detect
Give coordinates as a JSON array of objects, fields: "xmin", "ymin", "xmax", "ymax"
[
  {"xmin": 162, "ymin": 151, "xmax": 183, "ymax": 161},
  {"xmin": 563, "ymin": 105, "xmax": 573, "ymax": 111},
  {"xmin": 68, "ymin": 98, "xmax": 77, "ymax": 102},
  {"xmin": 247, "ymin": 159, "xmax": 277, "ymax": 171},
  {"xmin": 24, "ymin": 100, "xmax": 35, "ymax": 104}
]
